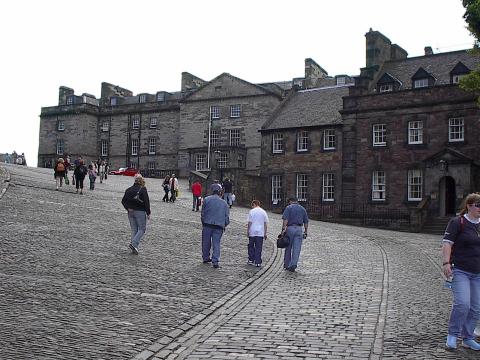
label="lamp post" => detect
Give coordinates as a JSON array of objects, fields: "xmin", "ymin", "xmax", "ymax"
[{"xmin": 214, "ymin": 150, "xmax": 224, "ymax": 183}]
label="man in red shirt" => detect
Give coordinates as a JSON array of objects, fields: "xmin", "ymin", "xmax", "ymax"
[{"xmin": 191, "ymin": 180, "xmax": 202, "ymax": 211}]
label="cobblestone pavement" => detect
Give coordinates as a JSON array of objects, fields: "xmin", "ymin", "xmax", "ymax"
[{"xmin": 0, "ymin": 164, "xmax": 477, "ymax": 359}]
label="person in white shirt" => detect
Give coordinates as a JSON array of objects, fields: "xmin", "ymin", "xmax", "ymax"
[{"xmin": 247, "ymin": 199, "xmax": 269, "ymax": 267}]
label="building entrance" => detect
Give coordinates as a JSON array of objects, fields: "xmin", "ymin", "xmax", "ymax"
[{"xmin": 439, "ymin": 176, "xmax": 456, "ymax": 216}]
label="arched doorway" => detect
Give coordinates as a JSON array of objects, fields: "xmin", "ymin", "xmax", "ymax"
[{"xmin": 439, "ymin": 176, "xmax": 456, "ymax": 216}]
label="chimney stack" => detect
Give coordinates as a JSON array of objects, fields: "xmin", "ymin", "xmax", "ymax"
[{"xmin": 424, "ymin": 46, "xmax": 433, "ymax": 56}]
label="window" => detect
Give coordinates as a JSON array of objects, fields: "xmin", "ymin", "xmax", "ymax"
[
  {"xmin": 272, "ymin": 133, "xmax": 284, "ymax": 153},
  {"xmin": 56, "ymin": 140, "xmax": 64, "ymax": 155},
  {"xmin": 101, "ymin": 140, "xmax": 108, "ymax": 157},
  {"xmin": 373, "ymin": 124, "xmax": 386, "ymax": 146},
  {"xmin": 218, "ymin": 152, "xmax": 228, "ymax": 168},
  {"xmin": 148, "ymin": 162, "xmax": 155, "ymax": 171},
  {"xmin": 271, "ymin": 175, "xmax": 283, "ymax": 204},
  {"xmin": 66, "ymin": 96, "xmax": 74, "ymax": 105},
  {"xmin": 408, "ymin": 121, "xmax": 423, "ymax": 144},
  {"xmin": 101, "ymin": 121, "xmax": 109, "ymax": 132},
  {"xmin": 110, "ymin": 97, "xmax": 117, "ymax": 106},
  {"xmin": 210, "ymin": 106, "xmax": 220, "ymax": 120},
  {"xmin": 372, "ymin": 171, "xmax": 386, "ymax": 201},
  {"xmin": 148, "ymin": 138, "xmax": 156, "ymax": 155},
  {"xmin": 452, "ymin": 74, "xmax": 466, "ymax": 84},
  {"xmin": 336, "ymin": 77, "xmax": 345, "ymax": 85},
  {"xmin": 414, "ymin": 78, "xmax": 428, "ymax": 88},
  {"xmin": 230, "ymin": 104, "xmax": 241, "ymax": 118},
  {"xmin": 139, "ymin": 94, "xmax": 147, "ymax": 103},
  {"xmin": 157, "ymin": 92, "xmax": 165, "ymax": 102},
  {"xmin": 57, "ymin": 120, "xmax": 65, "ymax": 131},
  {"xmin": 322, "ymin": 173, "xmax": 335, "ymax": 202},
  {"xmin": 297, "ymin": 130, "xmax": 309, "ymax": 152},
  {"xmin": 132, "ymin": 116, "xmax": 140, "ymax": 129},
  {"xmin": 449, "ymin": 117, "xmax": 464, "ymax": 142},
  {"xmin": 196, "ymin": 154, "xmax": 207, "ymax": 171},
  {"xmin": 230, "ymin": 129, "xmax": 241, "ymax": 146},
  {"xmin": 323, "ymin": 129, "xmax": 336, "ymax": 150},
  {"xmin": 379, "ymin": 84, "xmax": 393, "ymax": 93},
  {"xmin": 129, "ymin": 162, "xmax": 137, "ymax": 169},
  {"xmin": 210, "ymin": 129, "xmax": 219, "ymax": 147},
  {"xmin": 296, "ymin": 174, "xmax": 308, "ymax": 201},
  {"xmin": 408, "ymin": 169, "xmax": 423, "ymax": 201},
  {"xmin": 131, "ymin": 139, "xmax": 139, "ymax": 156},
  {"xmin": 150, "ymin": 118, "xmax": 157, "ymax": 128}
]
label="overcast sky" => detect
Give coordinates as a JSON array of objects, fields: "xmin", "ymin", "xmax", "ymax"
[{"xmin": 0, "ymin": 0, "xmax": 474, "ymax": 166}]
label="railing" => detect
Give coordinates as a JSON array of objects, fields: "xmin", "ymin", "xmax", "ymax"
[{"xmin": 140, "ymin": 169, "xmax": 177, "ymax": 179}]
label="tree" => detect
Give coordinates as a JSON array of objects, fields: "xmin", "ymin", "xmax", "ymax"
[{"xmin": 460, "ymin": 0, "xmax": 480, "ymax": 94}]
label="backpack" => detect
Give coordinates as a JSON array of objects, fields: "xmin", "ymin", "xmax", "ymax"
[{"xmin": 57, "ymin": 163, "xmax": 65, "ymax": 172}]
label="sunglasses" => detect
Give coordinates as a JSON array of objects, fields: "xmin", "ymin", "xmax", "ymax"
[{"xmin": 472, "ymin": 203, "xmax": 480, "ymax": 208}]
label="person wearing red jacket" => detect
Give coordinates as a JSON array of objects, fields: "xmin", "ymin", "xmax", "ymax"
[{"xmin": 191, "ymin": 180, "xmax": 202, "ymax": 211}]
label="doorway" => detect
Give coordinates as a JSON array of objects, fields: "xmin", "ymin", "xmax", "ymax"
[{"xmin": 439, "ymin": 176, "xmax": 456, "ymax": 216}]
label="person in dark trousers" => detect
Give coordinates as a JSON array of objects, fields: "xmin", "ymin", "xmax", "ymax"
[
  {"xmin": 443, "ymin": 192, "xmax": 480, "ymax": 350},
  {"xmin": 54, "ymin": 157, "xmax": 66, "ymax": 191},
  {"xmin": 169, "ymin": 174, "xmax": 178, "ymax": 202},
  {"xmin": 162, "ymin": 175, "xmax": 170, "ymax": 202},
  {"xmin": 73, "ymin": 159, "xmax": 87, "ymax": 195},
  {"xmin": 222, "ymin": 178, "xmax": 233, "ymax": 208},
  {"xmin": 247, "ymin": 199, "xmax": 269, "ymax": 267},
  {"xmin": 191, "ymin": 180, "xmax": 202, "ymax": 211},
  {"xmin": 201, "ymin": 183, "xmax": 229, "ymax": 268},
  {"xmin": 122, "ymin": 175, "xmax": 151, "ymax": 255},
  {"xmin": 280, "ymin": 197, "xmax": 309, "ymax": 272}
]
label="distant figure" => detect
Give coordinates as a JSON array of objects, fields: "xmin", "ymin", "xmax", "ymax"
[
  {"xmin": 54, "ymin": 158, "xmax": 66, "ymax": 191},
  {"xmin": 191, "ymin": 180, "xmax": 202, "ymax": 211},
  {"xmin": 169, "ymin": 174, "xmax": 178, "ymax": 202},
  {"xmin": 201, "ymin": 183, "xmax": 230, "ymax": 268},
  {"xmin": 73, "ymin": 159, "xmax": 87, "ymax": 195},
  {"xmin": 98, "ymin": 161, "xmax": 106, "ymax": 183},
  {"xmin": 122, "ymin": 175, "xmax": 151, "ymax": 255},
  {"xmin": 162, "ymin": 175, "xmax": 170, "ymax": 202},
  {"xmin": 222, "ymin": 178, "xmax": 233, "ymax": 208},
  {"xmin": 88, "ymin": 164, "xmax": 97, "ymax": 190},
  {"xmin": 247, "ymin": 199, "xmax": 268, "ymax": 267},
  {"xmin": 281, "ymin": 197, "xmax": 309, "ymax": 272}
]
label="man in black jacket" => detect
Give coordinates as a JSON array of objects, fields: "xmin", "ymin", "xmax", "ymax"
[{"xmin": 122, "ymin": 175, "xmax": 151, "ymax": 254}]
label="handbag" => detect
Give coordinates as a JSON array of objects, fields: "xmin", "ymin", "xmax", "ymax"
[
  {"xmin": 276, "ymin": 232, "xmax": 290, "ymax": 248},
  {"xmin": 64, "ymin": 174, "xmax": 70, "ymax": 185}
]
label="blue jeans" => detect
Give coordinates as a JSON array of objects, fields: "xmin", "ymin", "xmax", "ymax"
[
  {"xmin": 248, "ymin": 236, "xmax": 264, "ymax": 265},
  {"xmin": 202, "ymin": 226, "xmax": 223, "ymax": 264},
  {"xmin": 128, "ymin": 210, "xmax": 147, "ymax": 249},
  {"xmin": 448, "ymin": 268, "xmax": 480, "ymax": 339},
  {"xmin": 224, "ymin": 193, "xmax": 233, "ymax": 206},
  {"xmin": 284, "ymin": 225, "xmax": 303, "ymax": 269}
]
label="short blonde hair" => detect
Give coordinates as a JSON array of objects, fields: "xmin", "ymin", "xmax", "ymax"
[
  {"xmin": 134, "ymin": 174, "xmax": 145, "ymax": 187},
  {"xmin": 58, "ymin": 158, "xmax": 64, "ymax": 163}
]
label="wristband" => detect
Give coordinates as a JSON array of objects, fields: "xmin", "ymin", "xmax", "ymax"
[{"xmin": 443, "ymin": 262, "xmax": 450, "ymax": 266}]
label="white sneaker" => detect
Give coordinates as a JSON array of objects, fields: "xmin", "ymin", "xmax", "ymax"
[{"xmin": 475, "ymin": 327, "xmax": 480, "ymax": 336}]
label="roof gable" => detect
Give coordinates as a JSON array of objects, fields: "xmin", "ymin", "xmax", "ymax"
[
  {"xmin": 412, "ymin": 67, "xmax": 434, "ymax": 80},
  {"xmin": 450, "ymin": 61, "xmax": 471, "ymax": 75},
  {"xmin": 377, "ymin": 72, "xmax": 402, "ymax": 85},
  {"xmin": 182, "ymin": 73, "xmax": 280, "ymax": 102}
]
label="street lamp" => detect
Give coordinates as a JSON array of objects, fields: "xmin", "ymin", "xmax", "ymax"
[{"xmin": 214, "ymin": 150, "xmax": 224, "ymax": 183}]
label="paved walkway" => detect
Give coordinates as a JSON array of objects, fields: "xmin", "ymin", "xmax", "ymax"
[{"xmin": 0, "ymin": 164, "xmax": 476, "ymax": 359}]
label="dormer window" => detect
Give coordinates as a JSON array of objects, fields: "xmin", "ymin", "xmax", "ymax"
[
  {"xmin": 412, "ymin": 68, "xmax": 435, "ymax": 89},
  {"xmin": 156, "ymin": 92, "xmax": 165, "ymax": 102},
  {"xmin": 66, "ymin": 95, "xmax": 74, "ymax": 105},
  {"xmin": 376, "ymin": 73, "xmax": 401, "ymax": 93},
  {"xmin": 139, "ymin": 94, "xmax": 147, "ymax": 103},
  {"xmin": 450, "ymin": 62, "xmax": 470, "ymax": 84},
  {"xmin": 379, "ymin": 84, "xmax": 393, "ymax": 93},
  {"xmin": 110, "ymin": 97, "xmax": 117, "ymax": 106}
]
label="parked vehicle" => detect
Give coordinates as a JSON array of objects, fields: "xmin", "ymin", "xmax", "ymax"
[{"xmin": 109, "ymin": 167, "xmax": 139, "ymax": 176}]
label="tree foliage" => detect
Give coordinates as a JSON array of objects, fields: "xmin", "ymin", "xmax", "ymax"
[{"xmin": 460, "ymin": 1, "xmax": 480, "ymax": 95}]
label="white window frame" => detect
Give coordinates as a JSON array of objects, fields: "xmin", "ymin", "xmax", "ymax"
[
  {"xmin": 157, "ymin": 92, "xmax": 165, "ymax": 102},
  {"xmin": 210, "ymin": 129, "xmax": 219, "ymax": 147},
  {"xmin": 101, "ymin": 140, "xmax": 108, "ymax": 157},
  {"xmin": 129, "ymin": 162, "xmax": 137, "ymax": 169},
  {"xmin": 150, "ymin": 117, "xmax": 157, "ymax": 128},
  {"xmin": 148, "ymin": 161, "xmax": 155, "ymax": 171},
  {"xmin": 56, "ymin": 140, "xmax": 64, "ymax": 155},
  {"xmin": 448, "ymin": 117, "xmax": 464, "ymax": 142},
  {"xmin": 210, "ymin": 106, "xmax": 220, "ymax": 120},
  {"xmin": 373, "ymin": 124, "xmax": 386, "ymax": 147},
  {"xmin": 297, "ymin": 130, "xmax": 309, "ymax": 152},
  {"xmin": 132, "ymin": 117, "xmax": 140, "ymax": 130},
  {"xmin": 414, "ymin": 78, "xmax": 429, "ymax": 88},
  {"xmin": 322, "ymin": 173, "xmax": 335, "ymax": 202},
  {"xmin": 57, "ymin": 120, "xmax": 65, "ymax": 131},
  {"xmin": 408, "ymin": 121, "xmax": 423, "ymax": 144},
  {"xmin": 148, "ymin": 138, "xmax": 156, "ymax": 155},
  {"xmin": 195, "ymin": 153, "xmax": 207, "ymax": 171},
  {"xmin": 452, "ymin": 74, "xmax": 466, "ymax": 84},
  {"xmin": 110, "ymin": 97, "xmax": 117, "ymax": 106},
  {"xmin": 323, "ymin": 129, "xmax": 336, "ymax": 150},
  {"xmin": 296, "ymin": 174, "xmax": 308, "ymax": 201},
  {"xmin": 101, "ymin": 121, "xmax": 109, "ymax": 132},
  {"xmin": 218, "ymin": 152, "xmax": 228, "ymax": 168},
  {"xmin": 408, "ymin": 169, "xmax": 423, "ymax": 201},
  {"xmin": 336, "ymin": 77, "xmax": 346, "ymax": 85},
  {"xmin": 372, "ymin": 171, "xmax": 386, "ymax": 201},
  {"xmin": 272, "ymin": 133, "xmax": 284, "ymax": 154},
  {"xmin": 66, "ymin": 96, "xmax": 74, "ymax": 105},
  {"xmin": 139, "ymin": 94, "xmax": 147, "ymax": 103},
  {"xmin": 379, "ymin": 84, "xmax": 393, "ymax": 93},
  {"xmin": 271, "ymin": 175, "xmax": 282, "ymax": 204},
  {"xmin": 230, "ymin": 128, "xmax": 241, "ymax": 146},
  {"xmin": 230, "ymin": 104, "xmax": 241, "ymax": 118},
  {"xmin": 131, "ymin": 139, "xmax": 139, "ymax": 156}
]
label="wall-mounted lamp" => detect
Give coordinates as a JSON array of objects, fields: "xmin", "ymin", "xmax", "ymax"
[{"xmin": 439, "ymin": 159, "xmax": 448, "ymax": 172}]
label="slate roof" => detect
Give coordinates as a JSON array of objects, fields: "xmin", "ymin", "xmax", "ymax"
[
  {"xmin": 371, "ymin": 49, "xmax": 480, "ymax": 91},
  {"xmin": 261, "ymin": 84, "xmax": 351, "ymax": 131}
]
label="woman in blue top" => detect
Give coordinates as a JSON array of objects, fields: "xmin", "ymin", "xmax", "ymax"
[{"xmin": 443, "ymin": 192, "xmax": 480, "ymax": 350}]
